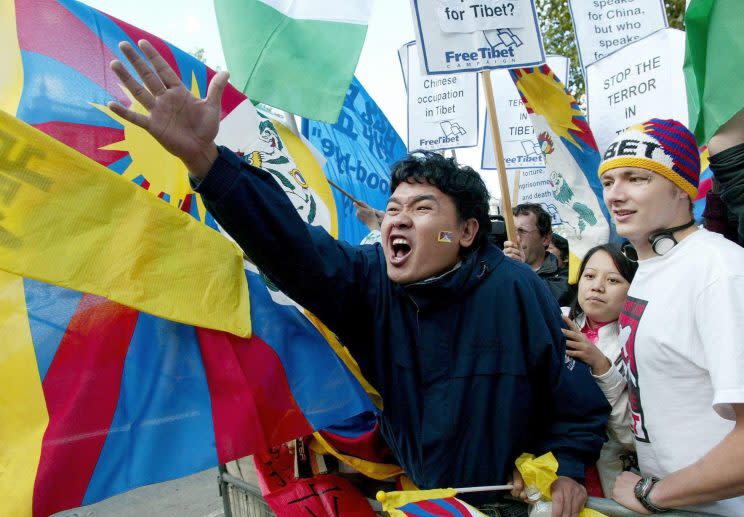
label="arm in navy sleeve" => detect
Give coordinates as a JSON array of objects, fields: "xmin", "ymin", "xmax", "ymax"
[
  {"xmin": 526, "ymin": 277, "xmax": 610, "ymax": 480},
  {"xmin": 193, "ymin": 146, "xmax": 380, "ymax": 341}
]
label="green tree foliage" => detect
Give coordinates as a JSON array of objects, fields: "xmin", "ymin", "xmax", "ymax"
[
  {"xmin": 190, "ymin": 47, "xmax": 207, "ymax": 63},
  {"xmin": 536, "ymin": 0, "xmax": 686, "ymax": 99}
]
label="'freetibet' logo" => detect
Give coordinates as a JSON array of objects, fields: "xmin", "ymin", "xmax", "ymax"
[{"xmin": 444, "ymin": 28, "xmax": 523, "ymax": 64}]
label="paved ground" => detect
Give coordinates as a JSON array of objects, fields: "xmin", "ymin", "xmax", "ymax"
[{"xmin": 52, "ymin": 468, "xmax": 224, "ymax": 517}]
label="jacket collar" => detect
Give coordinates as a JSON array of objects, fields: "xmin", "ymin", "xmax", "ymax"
[
  {"xmin": 400, "ymin": 244, "xmax": 505, "ymax": 312},
  {"xmin": 535, "ymin": 251, "xmax": 559, "ymax": 276}
]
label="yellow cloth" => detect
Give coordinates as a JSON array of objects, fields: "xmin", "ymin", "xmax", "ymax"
[
  {"xmin": 0, "ymin": 271, "xmax": 47, "ymax": 517},
  {"xmin": 0, "ymin": 110, "xmax": 250, "ymax": 336},
  {"xmin": 515, "ymin": 452, "xmax": 608, "ymax": 517}
]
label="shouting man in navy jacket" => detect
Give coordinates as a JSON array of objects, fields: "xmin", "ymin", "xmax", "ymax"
[{"xmin": 109, "ymin": 40, "xmax": 609, "ymax": 517}]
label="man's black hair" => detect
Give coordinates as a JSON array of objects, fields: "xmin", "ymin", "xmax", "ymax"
[
  {"xmin": 551, "ymin": 233, "xmax": 569, "ymax": 262},
  {"xmin": 390, "ymin": 150, "xmax": 491, "ymax": 248},
  {"xmin": 513, "ymin": 203, "xmax": 552, "ymax": 237}
]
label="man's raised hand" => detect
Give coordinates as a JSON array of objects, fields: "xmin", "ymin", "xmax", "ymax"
[{"xmin": 107, "ymin": 40, "xmax": 229, "ymax": 178}]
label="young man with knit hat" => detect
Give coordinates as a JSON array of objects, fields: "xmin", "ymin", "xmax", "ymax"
[{"xmin": 599, "ymin": 119, "xmax": 744, "ymax": 515}]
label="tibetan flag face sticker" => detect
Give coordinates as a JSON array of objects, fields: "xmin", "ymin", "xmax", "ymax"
[{"xmin": 438, "ymin": 231, "xmax": 453, "ymax": 243}]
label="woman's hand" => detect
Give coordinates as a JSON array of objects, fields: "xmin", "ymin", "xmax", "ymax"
[{"xmin": 561, "ymin": 315, "xmax": 611, "ymax": 375}]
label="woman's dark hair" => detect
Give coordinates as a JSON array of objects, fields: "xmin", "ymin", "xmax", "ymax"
[
  {"xmin": 390, "ymin": 150, "xmax": 491, "ymax": 248},
  {"xmin": 568, "ymin": 243, "xmax": 639, "ymax": 320}
]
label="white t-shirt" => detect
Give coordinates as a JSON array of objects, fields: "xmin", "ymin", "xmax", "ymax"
[{"xmin": 619, "ymin": 229, "xmax": 744, "ymax": 515}]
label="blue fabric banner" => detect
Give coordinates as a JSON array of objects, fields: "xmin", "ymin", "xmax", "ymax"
[{"xmin": 303, "ymin": 77, "xmax": 407, "ymax": 245}]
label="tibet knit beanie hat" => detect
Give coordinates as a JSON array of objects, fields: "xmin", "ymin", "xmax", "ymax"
[{"xmin": 598, "ymin": 118, "xmax": 700, "ymax": 200}]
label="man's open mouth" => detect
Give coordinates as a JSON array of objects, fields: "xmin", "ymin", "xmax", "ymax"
[{"xmin": 390, "ymin": 237, "xmax": 412, "ymax": 265}]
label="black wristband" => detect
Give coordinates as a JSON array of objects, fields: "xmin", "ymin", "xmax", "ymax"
[{"xmin": 634, "ymin": 476, "xmax": 669, "ymax": 513}]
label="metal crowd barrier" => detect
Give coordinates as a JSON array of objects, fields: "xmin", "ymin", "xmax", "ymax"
[
  {"xmin": 216, "ymin": 465, "xmax": 720, "ymax": 517},
  {"xmin": 218, "ymin": 464, "xmax": 275, "ymax": 517}
]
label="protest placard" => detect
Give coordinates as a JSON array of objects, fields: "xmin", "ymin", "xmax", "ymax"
[
  {"xmin": 568, "ymin": 0, "xmax": 667, "ymax": 69},
  {"xmin": 586, "ymin": 28, "xmax": 688, "ymax": 155},
  {"xmin": 481, "ymin": 55, "xmax": 570, "ymax": 170},
  {"xmin": 480, "ymin": 56, "xmax": 570, "ymax": 224},
  {"xmin": 406, "ymin": 42, "xmax": 479, "ymax": 151},
  {"xmin": 409, "ymin": 0, "xmax": 545, "ymax": 74}
]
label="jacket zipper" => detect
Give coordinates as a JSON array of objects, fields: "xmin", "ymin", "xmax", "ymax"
[{"xmin": 408, "ymin": 295, "xmax": 424, "ymax": 478}]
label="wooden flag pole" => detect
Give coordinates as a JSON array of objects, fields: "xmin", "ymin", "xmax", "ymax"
[
  {"xmin": 326, "ymin": 177, "xmax": 361, "ymax": 205},
  {"xmin": 511, "ymin": 170, "xmax": 521, "ymax": 207},
  {"xmin": 481, "ymin": 71, "xmax": 517, "ymax": 243}
]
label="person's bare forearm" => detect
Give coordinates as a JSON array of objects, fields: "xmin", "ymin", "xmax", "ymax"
[
  {"xmin": 709, "ymin": 108, "xmax": 744, "ymax": 156},
  {"xmin": 185, "ymin": 143, "xmax": 219, "ymax": 180},
  {"xmin": 650, "ymin": 416, "xmax": 744, "ymax": 508}
]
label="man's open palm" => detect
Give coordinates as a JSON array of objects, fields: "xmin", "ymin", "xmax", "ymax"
[{"xmin": 108, "ymin": 40, "xmax": 228, "ymax": 176}]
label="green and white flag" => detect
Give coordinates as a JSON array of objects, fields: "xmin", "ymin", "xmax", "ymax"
[
  {"xmin": 684, "ymin": 0, "xmax": 744, "ymax": 144},
  {"xmin": 215, "ymin": 0, "xmax": 371, "ymax": 123}
]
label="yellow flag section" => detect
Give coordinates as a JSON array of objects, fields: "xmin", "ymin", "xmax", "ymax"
[
  {"xmin": 516, "ymin": 453, "xmax": 608, "ymax": 517},
  {"xmin": 0, "ymin": 0, "xmax": 22, "ymax": 116},
  {"xmin": 0, "ymin": 271, "xmax": 47, "ymax": 517},
  {"xmin": 0, "ymin": 110, "xmax": 250, "ymax": 337}
]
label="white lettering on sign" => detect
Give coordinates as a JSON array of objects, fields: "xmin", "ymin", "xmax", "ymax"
[
  {"xmin": 586, "ymin": 29, "xmax": 688, "ymax": 155},
  {"xmin": 406, "ymin": 42, "xmax": 479, "ymax": 151}
]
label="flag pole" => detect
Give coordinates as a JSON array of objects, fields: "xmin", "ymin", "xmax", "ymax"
[
  {"xmin": 326, "ymin": 178, "xmax": 360, "ymax": 204},
  {"xmin": 456, "ymin": 484, "xmax": 514, "ymax": 494},
  {"xmin": 481, "ymin": 71, "xmax": 517, "ymax": 243},
  {"xmin": 511, "ymin": 170, "xmax": 521, "ymax": 207}
]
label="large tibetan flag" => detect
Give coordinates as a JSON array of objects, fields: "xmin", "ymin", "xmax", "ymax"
[
  {"xmin": 0, "ymin": 1, "xmax": 376, "ymax": 516},
  {"xmin": 510, "ymin": 66, "xmax": 612, "ymax": 283},
  {"xmin": 214, "ymin": 0, "xmax": 372, "ymax": 123},
  {"xmin": 0, "ymin": 110, "xmax": 250, "ymax": 336},
  {"xmin": 684, "ymin": 0, "xmax": 744, "ymax": 144},
  {"xmin": 377, "ymin": 489, "xmax": 488, "ymax": 517}
]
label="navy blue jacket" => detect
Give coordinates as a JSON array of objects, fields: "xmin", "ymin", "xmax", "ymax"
[{"xmin": 196, "ymin": 148, "xmax": 609, "ymax": 503}]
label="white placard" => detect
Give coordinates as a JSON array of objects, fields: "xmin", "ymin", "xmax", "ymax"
[
  {"xmin": 568, "ymin": 0, "xmax": 668, "ymax": 69},
  {"xmin": 410, "ymin": 0, "xmax": 545, "ymax": 74},
  {"xmin": 481, "ymin": 55, "xmax": 570, "ymax": 170},
  {"xmin": 407, "ymin": 42, "xmax": 479, "ymax": 151},
  {"xmin": 586, "ymin": 29, "xmax": 688, "ymax": 155},
  {"xmin": 436, "ymin": 0, "xmax": 526, "ymax": 33},
  {"xmin": 481, "ymin": 56, "xmax": 570, "ymax": 224}
]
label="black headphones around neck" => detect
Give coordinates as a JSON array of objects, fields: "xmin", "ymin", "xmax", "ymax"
[{"xmin": 648, "ymin": 219, "xmax": 696, "ymax": 256}]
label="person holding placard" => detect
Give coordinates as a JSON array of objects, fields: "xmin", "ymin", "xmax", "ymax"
[
  {"xmin": 107, "ymin": 40, "xmax": 611, "ymax": 517},
  {"xmin": 599, "ymin": 119, "xmax": 744, "ymax": 515},
  {"xmin": 503, "ymin": 204, "xmax": 573, "ymax": 306}
]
